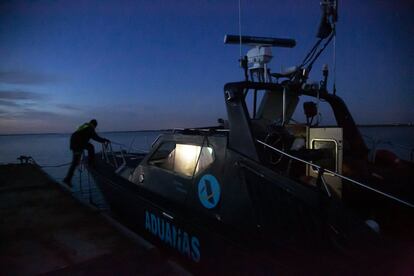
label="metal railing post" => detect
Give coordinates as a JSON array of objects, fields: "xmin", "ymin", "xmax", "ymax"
[
  {"xmin": 109, "ymin": 143, "xmax": 119, "ymax": 168},
  {"xmin": 102, "ymin": 143, "xmax": 109, "ymax": 163},
  {"xmin": 316, "ymin": 168, "xmax": 331, "ymax": 198}
]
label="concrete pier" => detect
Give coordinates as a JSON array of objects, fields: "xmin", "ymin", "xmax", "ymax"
[{"xmin": 0, "ymin": 164, "xmax": 185, "ymax": 275}]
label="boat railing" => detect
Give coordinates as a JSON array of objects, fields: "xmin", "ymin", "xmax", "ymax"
[
  {"xmin": 172, "ymin": 128, "xmax": 230, "ymax": 135},
  {"xmin": 101, "ymin": 142, "xmax": 123, "ymax": 169},
  {"xmin": 151, "ymin": 134, "xmax": 163, "ymax": 148},
  {"xmin": 172, "ymin": 128, "xmax": 185, "ymax": 133},
  {"xmin": 256, "ymin": 139, "xmax": 414, "ymax": 208}
]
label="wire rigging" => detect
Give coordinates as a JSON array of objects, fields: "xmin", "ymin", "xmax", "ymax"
[
  {"xmin": 238, "ymin": 0, "xmax": 242, "ymax": 58},
  {"xmin": 332, "ymin": 26, "xmax": 337, "ymax": 95},
  {"xmin": 305, "ymin": 32, "xmax": 335, "ymax": 73},
  {"xmin": 300, "ymin": 38, "xmax": 323, "ymax": 67}
]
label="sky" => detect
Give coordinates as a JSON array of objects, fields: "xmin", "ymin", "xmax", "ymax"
[{"xmin": 0, "ymin": 0, "xmax": 413, "ymax": 134}]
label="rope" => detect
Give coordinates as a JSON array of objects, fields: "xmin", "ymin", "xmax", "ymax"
[
  {"xmin": 15, "ymin": 138, "xmax": 149, "ymax": 169},
  {"xmin": 16, "ymin": 155, "xmax": 71, "ymax": 168}
]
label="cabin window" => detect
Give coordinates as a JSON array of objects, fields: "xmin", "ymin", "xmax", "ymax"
[
  {"xmin": 311, "ymin": 139, "xmax": 337, "ymax": 172},
  {"xmin": 174, "ymin": 144, "xmax": 202, "ymax": 177},
  {"xmin": 195, "ymin": 146, "xmax": 214, "ymax": 175},
  {"xmin": 149, "ymin": 142, "xmax": 214, "ymax": 177},
  {"xmin": 148, "ymin": 141, "xmax": 176, "ymax": 171}
]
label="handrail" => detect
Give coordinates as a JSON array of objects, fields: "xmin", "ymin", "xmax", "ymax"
[
  {"xmin": 151, "ymin": 134, "xmax": 162, "ymax": 148},
  {"xmin": 256, "ymin": 139, "xmax": 414, "ymax": 208},
  {"xmin": 111, "ymin": 141, "xmax": 147, "ymax": 154},
  {"xmin": 101, "ymin": 141, "xmax": 149, "ymax": 171},
  {"xmin": 102, "ymin": 143, "xmax": 110, "ymax": 163},
  {"xmin": 101, "ymin": 142, "xmax": 119, "ymax": 168},
  {"xmin": 109, "ymin": 143, "xmax": 119, "ymax": 168}
]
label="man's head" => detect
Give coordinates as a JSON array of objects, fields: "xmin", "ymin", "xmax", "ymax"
[{"xmin": 89, "ymin": 119, "xmax": 98, "ymax": 128}]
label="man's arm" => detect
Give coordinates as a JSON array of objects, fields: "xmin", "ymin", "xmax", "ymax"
[{"xmin": 91, "ymin": 128, "xmax": 110, "ymax": 143}]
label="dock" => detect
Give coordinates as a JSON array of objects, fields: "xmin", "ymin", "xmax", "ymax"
[{"xmin": 0, "ymin": 164, "xmax": 187, "ymax": 275}]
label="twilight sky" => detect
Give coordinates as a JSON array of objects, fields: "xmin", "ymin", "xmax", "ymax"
[{"xmin": 0, "ymin": 0, "xmax": 413, "ymax": 134}]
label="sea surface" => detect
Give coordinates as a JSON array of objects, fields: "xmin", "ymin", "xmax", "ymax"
[
  {"xmin": 0, "ymin": 127, "xmax": 413, "ymax": 206},
  {"xmin": 0, "ymin": 131, "xmax": 163, "ymax": 208},
  {"xmin": 359, "ymin": 126, "xmax": 414, "ymax": 161}
]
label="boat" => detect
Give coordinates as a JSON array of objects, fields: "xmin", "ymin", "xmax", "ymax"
[{"xmin": 88, "ymin": 1, "xmax": 414, "ymax": 273}]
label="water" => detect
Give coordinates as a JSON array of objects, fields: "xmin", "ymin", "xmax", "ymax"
[
  {"xmin": 1, "ymin": 128, "xmax": 413, "ymax": 169},
  {"xmin": 0, "ymin": 128, "xmax": 413, "ymax": 206},
  {"xmin": 0, "ymin": 131, "xmax": 162, "ymax": 173},
  {"xmin": 359, "ymin": 127, "xmax": 414, "ymax": 161},
  {"xmin": 0, "ymin": 131, "xmax": 162, "ymax": 208}
]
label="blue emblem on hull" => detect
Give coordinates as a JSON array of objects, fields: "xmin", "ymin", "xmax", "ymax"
[{"xmin": 198, "ymin": 174, "xmax": 221, "ymax": 209}]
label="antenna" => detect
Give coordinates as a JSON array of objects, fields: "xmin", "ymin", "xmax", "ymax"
[
  {"xmin": 238, "ymin": 0, "xmax": 242, "ymax": 58},
  {"xmin": 333, "ymin": 26, "xmax": 337, "ymax": 95},
  {"xmin": 225, "ymin": 35, "xmax": 296, "ymax": 82},
  {"xmin": 333, "ymin": 0, "xmax": 338, "ymax": 95},
  {"xmin": 225, "ymin": 0, "xmax": 297, "ymax": 83}
]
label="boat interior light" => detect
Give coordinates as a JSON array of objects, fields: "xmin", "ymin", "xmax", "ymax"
[{"xmin": 174, "ymin": 144, "xmax": 201, "ymax": 177}]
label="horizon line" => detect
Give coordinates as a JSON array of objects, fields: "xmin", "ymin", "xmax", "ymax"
[
  {"xmin": 0, "ymin": 122, "xmax": 413, "ymax": 136},
  {"xmin": 0, "ymin": 129, "xmax": 172, "ymax": 136}
]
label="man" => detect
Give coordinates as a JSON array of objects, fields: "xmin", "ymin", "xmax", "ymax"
[{"xmin": 63, "ymin": 119, "xmax": 110, "ymax": 186}]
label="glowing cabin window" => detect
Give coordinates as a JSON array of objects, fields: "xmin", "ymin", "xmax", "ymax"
[
  {"xmin": 149, "ymin": 142, "xmax": 214, "ymax": 177},
  {"xmin": 195, "ymin": 146, "xmax": 214, "ymax": 175},
  {"xmin": 174, "ymin": 144, "xmax": 201, "ymax": 177}
]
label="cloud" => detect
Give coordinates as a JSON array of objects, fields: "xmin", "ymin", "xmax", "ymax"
[
  {"xmin": 0, "ymin": 90, "xmax": 83, "ymax": 114},
  {"xmin": 17, "ymin": 109, "xmax": 62, "ymax": 119},
  {"xmin": 0, "ymin": 106, "xmax": 75, "ymax": 120},
  {"xmin": 0, "ymin": 99, "xmax": 20, "ymax": 107},
  {"xmin": 56, "ymin": 103, "xmax": 82, "ymax": 111},
  {"xmin": 0, "ymin": 71, "xmax": 59, "ymax": 85},
  {"xmin": 0, "ymin": 108, "xmax": 84, "ymax": 134},
  {"xmin": 0, "ymin": 91, "xmax": 83, "ymax": 126},
  {"xmin": 0, "ymin": 90, "xmax": 46, "ymax": 100}
]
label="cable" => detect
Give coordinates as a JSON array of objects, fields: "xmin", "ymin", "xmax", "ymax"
[
  {"xmin": 40, "ymin": 162, "xmax": 72, "ymax": 168},
  {"xmin": 305, "ymin": 32, "xmax": 334, "ymax": 73},
  {"xmin": 238, "ymin": 0, "xmax": 242, "ymax": 58},
  {"xmin": 300, "ymin": 38, "xmax": 323, "ymax": 67},
  {"xmin": 332, "ymin": 26, "xmax": 337, "ymax": 95}
]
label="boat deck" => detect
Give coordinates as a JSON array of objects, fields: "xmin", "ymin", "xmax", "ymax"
[{"xmin": 0, "ymin": 164, "xmax": 187, "ymax": 275}]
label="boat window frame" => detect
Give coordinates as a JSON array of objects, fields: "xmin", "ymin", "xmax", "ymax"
[
  {"xmin": 147, "ymin": 141, "xmax": 176, "ymax": 171},
  {"xmin": 310, "ymin": 138, "xmax": 338, "ymax": 175},
  {"xmin": 147, "ymin": 140, "xmax": 215, "ymax": 179}
]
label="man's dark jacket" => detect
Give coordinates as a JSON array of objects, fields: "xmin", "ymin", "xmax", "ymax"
[{"xmin": 70, "ymin": 123, "xmax": 106, "ymax": 151}]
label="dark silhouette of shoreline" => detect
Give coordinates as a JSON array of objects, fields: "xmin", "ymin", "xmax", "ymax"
[{"xmin": 357, "ymin": 123, "xmax": 413, "ymax": 128}]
